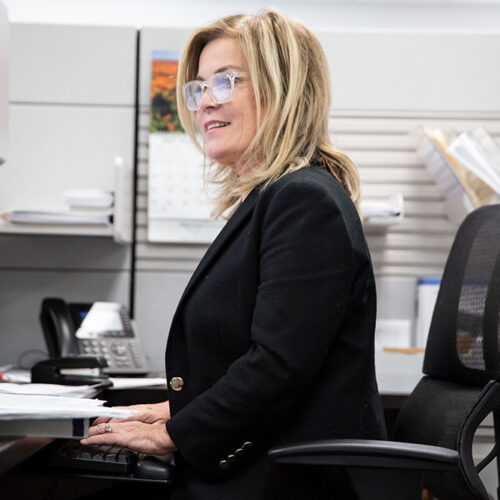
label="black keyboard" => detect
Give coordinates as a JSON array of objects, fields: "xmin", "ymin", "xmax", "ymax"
[{"xmin": 50, "ymin": 440, "xmax": 174, "ymax": 482}]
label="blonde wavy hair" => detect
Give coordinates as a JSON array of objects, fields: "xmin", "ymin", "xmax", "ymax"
[{"xmin": 177, "ymin": 10, "xmax": 360, "ymax": 218}]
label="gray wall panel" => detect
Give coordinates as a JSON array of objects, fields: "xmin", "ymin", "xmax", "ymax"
[
  {"xmin": 134, "ymin": 271, "xmax": 191, "ymax": 372},
  {"xmin": 0, "ymin": 270, "xmax": 130, "ymax": 367},
  {"xmin": 0, "ymin": 235, "xmax": 130, "ymax": 270},
  {"xmin": 10, "ymin": 23, "xmax": 136, "ymax": 105}
]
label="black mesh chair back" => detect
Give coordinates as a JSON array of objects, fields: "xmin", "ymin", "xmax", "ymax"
[
  {"xmin": 395, "ymin": 204, "xmax": 500, "ymax": 499},
  {"xmin": 269, "ymin": 205, "xmax": 500, "ymax": 500},
  {"xmin": 424, "ymin": 204, "xmax": 500, "ymax": 386}
]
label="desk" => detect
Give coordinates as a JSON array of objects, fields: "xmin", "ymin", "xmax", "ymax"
[
  {"xmin": 375, "ymin": 350, "xmax": 424, "ymax": 396},
  {"xmin": 0, "ymin": 436, "xmax": 52, "ymax": 475},
  {"xmin": 0, "ymin": 384, "xmax": 167, "ymax": 476},
  {"xmin": 375, "ymin": 350, "xmax": 424, "ymax": 436},
  {"xmin": 0, "ymin": 358, "xmax": 421, "ymax": 479}
]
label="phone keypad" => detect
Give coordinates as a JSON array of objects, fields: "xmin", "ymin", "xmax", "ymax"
[{"xmin": 79, "ymin": 339, "xmax": 145, "ymax": 370}]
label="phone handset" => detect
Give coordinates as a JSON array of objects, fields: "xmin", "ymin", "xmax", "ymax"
[{"xmin": 40, "ymin": 297, "xmax": 79, "ymax": 357}]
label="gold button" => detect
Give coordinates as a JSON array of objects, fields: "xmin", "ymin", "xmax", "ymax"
[
  {"xmin": 218, "ymin": 460, "xmax": 229, "ymax": 470},
  {"xmin": 242, "ymin": 441, "xmax": 253, "ymax": 450},
  {"xmin": 227, "ymin": 454, "xmax": 236, "ymax": 463},
  {"xmin": 235, "ymin": 448, "xmax": 245, "ymax": 457},
  {"xmin": 169, "ymin": 376, "xmax": 184, "ymax": 391}
]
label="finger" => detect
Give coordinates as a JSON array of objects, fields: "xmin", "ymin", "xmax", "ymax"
[
  {"xmin": 91, "ymin": 417, "xmax": 129, "ymax": 427},
  {"xmin": 91, "ymin": 416, "xmax": 111, "ymax": 426},
  {"xmin": 87, "ymin": 422, "xmax": 117, "ymax": 437},
  {"xmin": 80, "ymin": 433, "xmax": 124, "ymax": 447}
]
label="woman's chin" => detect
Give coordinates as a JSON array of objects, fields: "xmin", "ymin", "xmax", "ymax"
[{"xmin": 205, "ymin": 150, "xmax": 236, "ymax": 168}]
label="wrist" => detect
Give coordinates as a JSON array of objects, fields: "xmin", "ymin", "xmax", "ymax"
[{"xmin": 161, "ymin": 424, "xmax": 177, "ymax": 452}]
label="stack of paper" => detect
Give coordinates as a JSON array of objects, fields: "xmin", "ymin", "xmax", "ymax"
[
  {"xmin": 417, "ymin": 127, "xmax": 500, "ymax": 226},
  {"xmin": 0, "ymin": 393, "xmax": 134, "ymax": 420},
  {"xmin": 0, "ymin": 385, "xmax": 135, "ymax": 438},
  {"xmin": 0, "ymin": 383, "xmax": 98, "ymax": 398},
  {"xmin": 360, "ymin": 195, "xmax": 403, "ymax": 219},
  {"xmin": 64, "ymin": 189, "xmax": 114, "ymax": 208},
  {"xmin": 447, "ymin": 131, "xmax": 500, "ymax": 196},
  {"xmin": 1, "ymin": 210, "xmax": 112, "ymax": 225}
]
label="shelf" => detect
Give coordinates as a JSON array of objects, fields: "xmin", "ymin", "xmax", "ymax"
[
  {"xmin": 361, "ymin": 193, "xmax": 404, "ymax": 232},
  {"xmin": 0, "ymin": 220, "xmax": 114, "ymax": 238},
  {"xmin": 0, "ymin": 157, "xmax": 133, "ymax": 243}
]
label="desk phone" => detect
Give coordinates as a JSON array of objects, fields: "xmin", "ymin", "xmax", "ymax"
[{"xmin": 40, "ymin": 298, "xmax": 148, "ymax": 375}]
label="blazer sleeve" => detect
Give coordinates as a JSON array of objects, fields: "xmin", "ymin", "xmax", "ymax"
[{"xmin": 166, "ymin": 175, "xmax": 356, "ymax": 479}]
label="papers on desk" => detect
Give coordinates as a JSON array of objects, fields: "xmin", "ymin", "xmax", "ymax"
[
  {"xmin": 0, "ymin": 384, "xmax": 136, "ymax": 438},
  {"xmin": 109, "ymin": 377, "xmax": 166, "ymax": 390},
  {"xmin": 0, "ymin": 383, "xmax": 98, "ymax": 397},
  {"xmin": 0, "ymin": 393, "xmax": 135, "ymax": 420}
]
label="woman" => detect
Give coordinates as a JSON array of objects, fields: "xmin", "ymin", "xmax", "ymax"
[{"xmin": 82, "ymin": 10, "xmax": 387, "ymax": 499}]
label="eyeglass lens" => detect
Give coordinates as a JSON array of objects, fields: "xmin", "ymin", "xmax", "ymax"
[{"xmin": 183, "ymin": 73, "xmax": 235, "ymax": 111}]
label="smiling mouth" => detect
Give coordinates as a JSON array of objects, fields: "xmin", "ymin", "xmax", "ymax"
[{"xmin": 206, "ymin": 122, "xmax": 230, "ymax": 131}]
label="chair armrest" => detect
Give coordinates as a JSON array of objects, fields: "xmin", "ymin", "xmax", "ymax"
[{"xmin": 268, "ymin": 439, "xmax": 459, "ymax": 471}]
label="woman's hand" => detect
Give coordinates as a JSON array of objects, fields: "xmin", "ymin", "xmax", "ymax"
[
  {"xmin": 80, "ymin": 420, "xmax": 177, "ymax": 455},
  {"xmin": 91, "ymin": 400, "xmax": 171, "ymax": 426}
]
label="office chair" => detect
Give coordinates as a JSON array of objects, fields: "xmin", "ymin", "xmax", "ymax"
[{"xmin": 269, "ymin": 204, "xmax": 500, "ymax": 500}]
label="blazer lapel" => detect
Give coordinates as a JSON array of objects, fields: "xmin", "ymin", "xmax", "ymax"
[{"xmin": 175, "ymin": 189, "xmax": 259, "ymax": 312}]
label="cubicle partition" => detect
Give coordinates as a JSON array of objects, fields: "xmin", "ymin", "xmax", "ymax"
[
  {"xmin": 0, "ymin": 23, "xmax": 137, "ymax": 367},
  {"xmin": 0, "ymin": 21, "xmax": 499, "ymax": 496},
  {"xmin": 0, "ymin": 23, "xmax": 499, "ymax": 375},
  {"xmin": 133, "ymin": 27, "xmax": 500, "ymax": 370}
]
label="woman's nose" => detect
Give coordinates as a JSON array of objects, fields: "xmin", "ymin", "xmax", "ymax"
[{"xmin": 198, "ymin": 87, "xmax": 217, "ymax": 110}]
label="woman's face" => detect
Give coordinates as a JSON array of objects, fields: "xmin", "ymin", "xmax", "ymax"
[{"xmin": 196, "ymin": 37, "xmax": 258, "ymax": 176}]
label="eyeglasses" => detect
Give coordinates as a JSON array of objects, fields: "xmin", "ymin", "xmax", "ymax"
[{"xmin": 182, "ymin": 72, "xmax": 248, "ymax": 111}]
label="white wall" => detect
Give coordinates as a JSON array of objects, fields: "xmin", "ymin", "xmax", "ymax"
[{"xmin": 4, "ymin": 0, "xmax": 500, "ymax": 30}]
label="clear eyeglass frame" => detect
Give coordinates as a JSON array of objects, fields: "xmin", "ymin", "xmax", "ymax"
[{"xmin": 182, "ymin": 72, "xmax": 248, "ymax": 111}]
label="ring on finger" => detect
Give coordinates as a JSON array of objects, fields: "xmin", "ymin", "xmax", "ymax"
[{"xmin": 104, "ymin": 424, "xmax": 112, "ymax": 434}]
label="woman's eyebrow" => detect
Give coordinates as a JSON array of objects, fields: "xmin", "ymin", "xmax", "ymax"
[{"xmin": 196, "ymin": 65, "xmax": 243, "ymax": 80}]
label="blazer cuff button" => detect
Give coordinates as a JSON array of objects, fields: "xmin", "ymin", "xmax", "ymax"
[
  {"xmin": 218, "ymin": 460, "xmax": 229, "ymax": 470},
  {"xmin": 169, "ymin": 376, "xmax": 184, "ymax": 391},
  {"xmin": 242, "ymin": 441, "xmax": 253, "ymax": 450}
]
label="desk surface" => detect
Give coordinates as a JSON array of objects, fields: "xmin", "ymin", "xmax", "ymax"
[
  {"xmin": 0, "ymin": 436, "xmax": 52, "ymax": 475},
  {"xmin": 0, "ymin": 356, "xmax": 423, "ymax": 476},
  {"xmin": 375, "ymin": 350, "xmax": 424, "ymax": 396}
]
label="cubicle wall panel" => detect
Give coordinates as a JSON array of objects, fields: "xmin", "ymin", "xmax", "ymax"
[
  {"xmin": 131, "ymin": 28, "xmax": 500, "ymax": 361},
  {"xmin": 9, "ymin": 23, "xmax": 137, "ymax": 106},
  {"xmin": 0, "ymin": 269, "xmax": 130, "ymax": 367},
  {"xmin": 138, "ymin": 27, "xmax": 192, "ymax": 107},
  {"xmin": 0, "ymin": 234, "xmax": 130, "ymax": 270},
  {"xmin": 134, "ymin": 108, "xmax": 489, "ymax": 277},
  {"xmin": 134, "ymin": 271, "xmax": 191, "ymax": 372},
  {"xmin": 0, "ymin": 104, "xmax": 135, "ymax": 211},
  {"xmin": 315, "ymin": 31, "xmax": 500, "ymax": 113},
  {"xmin": 0, "ymin": 23, "xmax": 137, "ymax": 366}
]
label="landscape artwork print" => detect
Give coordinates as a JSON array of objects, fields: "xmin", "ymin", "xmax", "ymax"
[{"xmin": 150, "ymin": 50, "xmax": 182, "ymax": 133}]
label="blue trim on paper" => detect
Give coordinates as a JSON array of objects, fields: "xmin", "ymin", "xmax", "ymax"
[{"xmin": 418, "ymin": 277, "xmax": 441, "ymax": 285}]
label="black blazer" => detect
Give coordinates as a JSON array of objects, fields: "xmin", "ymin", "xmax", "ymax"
[{"xmin": 165, "ymin": 165, "xmax": 386, "ymax": 499}]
